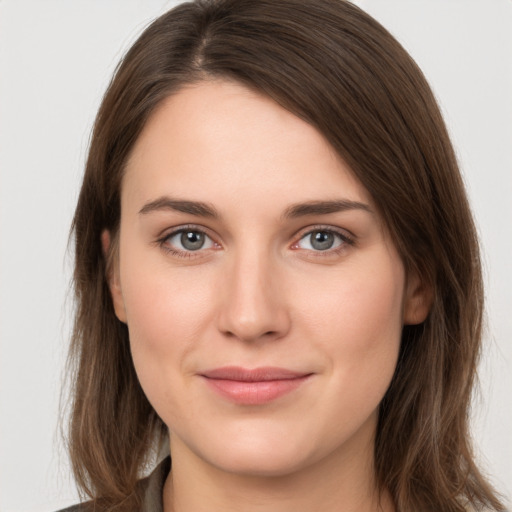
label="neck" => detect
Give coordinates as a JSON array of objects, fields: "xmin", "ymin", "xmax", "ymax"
[{"xmin": 163, "ymin": 422, "xmax": 394, "ymax": 512}]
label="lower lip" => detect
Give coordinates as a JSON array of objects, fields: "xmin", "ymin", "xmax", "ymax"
[{"xmin": 203, "ymin": 376, "xmax": 311, "ymax": 405}]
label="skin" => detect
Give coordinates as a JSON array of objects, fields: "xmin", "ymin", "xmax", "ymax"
[{"xmin": 106, "ymin": 80, "xmax": 430, "ymax": 512}]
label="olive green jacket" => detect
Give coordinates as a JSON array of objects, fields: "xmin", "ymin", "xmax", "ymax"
[{"xmin": 57, "ymin": 457, "xmax": 171, "ymax": 512}]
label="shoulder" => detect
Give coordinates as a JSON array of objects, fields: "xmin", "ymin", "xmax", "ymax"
[{"xmin": 53, "ymin": 456, "xmax": 171, "ymax": 512}]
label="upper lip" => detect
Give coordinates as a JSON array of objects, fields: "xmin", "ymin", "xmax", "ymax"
[{"xmin": 200, "ymin": 366, "xmax": 311, "ymax": 382}]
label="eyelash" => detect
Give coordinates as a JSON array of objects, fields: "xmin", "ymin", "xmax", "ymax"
[
  {"xmin": 156, "ymin": 224, "xmax": 218, "ymax": 259},
  {"xmin": 292, "ymin": 225, "xmax": 355, "ymax": 257},
  {"xmin": 156, "ymin": 224, "xmax": 355, "ymax": 259}
]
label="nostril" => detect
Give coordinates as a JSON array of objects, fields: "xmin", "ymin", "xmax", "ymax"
[{"xmin": 216, "ymin": 281, "xmax": 292, "ymax": 342}]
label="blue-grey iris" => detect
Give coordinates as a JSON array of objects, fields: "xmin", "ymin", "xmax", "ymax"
[
  {"xmin": 310, "ymin": 231, "xmax": 335, "ymax": 250},
  {"xmin": 181, "ymin": 231, "xmax": 205, "ymax": 250}
]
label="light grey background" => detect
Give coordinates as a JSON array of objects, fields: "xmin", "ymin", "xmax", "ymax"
[{"xmin": 0, "ymin": 1, "xmax": 510, "ymax": 511}]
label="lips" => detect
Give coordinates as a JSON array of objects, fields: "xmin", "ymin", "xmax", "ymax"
[{"xmin": 199, "ymin": 366, "xmax": 312, "ymax": 405}]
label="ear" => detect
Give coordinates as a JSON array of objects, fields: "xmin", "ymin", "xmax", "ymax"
[
  {"xmin": 403, "ymin": 270, "xmax": 432, "ymax": 325},
  {"xmin": 101, "ymin": 230, "xmax": 127, "ymax": 323}
]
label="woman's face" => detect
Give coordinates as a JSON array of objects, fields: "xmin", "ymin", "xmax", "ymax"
[{"xmin": 108, "ymin": 80, "xmax": 427, "ymax": 477}]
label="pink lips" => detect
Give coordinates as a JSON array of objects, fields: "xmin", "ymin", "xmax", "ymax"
[{"xmin": 200, "ymin": 366, "xmax": 312, "ymax": 405}]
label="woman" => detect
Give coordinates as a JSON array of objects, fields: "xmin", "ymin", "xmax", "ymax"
[{"xmin": 63, "ymin": 0, "xmax": 505, "ymax": 511}]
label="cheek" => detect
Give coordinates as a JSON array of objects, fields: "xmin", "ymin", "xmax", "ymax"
[
  {"xmin": 117, "ymin": 249, "xmax": 217, "ymax": 406},
  {"xmin": 296, "ymin": 252, "xmax": 404, "ymax": 391},
  {"xmin": 302, "ymin": 257, "xmax": 403, "ymax": 340},
  {"xmin": 124, "ymin": 275, "xmax": 210, "ymax": 349}
]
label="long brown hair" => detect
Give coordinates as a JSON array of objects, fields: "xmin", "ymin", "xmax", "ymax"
[{"xmin": 68, "ymin": 1, "xmax": 504, "ymax": 510}]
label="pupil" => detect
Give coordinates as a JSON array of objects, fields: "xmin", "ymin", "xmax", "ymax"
[
  {"xmin": 311, "ymin": 231, "xmax": 334, "ymax": 250},
  {"xmin": 181, "ymin": 231, "xmax": 204, "ymax": 250}
]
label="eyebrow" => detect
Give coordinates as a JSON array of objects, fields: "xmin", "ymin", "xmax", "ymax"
[
  {"xmin": 282, "ymin": 199, "xmax": 372, "ymax": 219},
  {"xmin": 138, "ymin": 197, "xmax": 219, "ymax": 218},
  {"xmin": 138, "ymin": 196, "xmax": 372, "ymax": 219}
]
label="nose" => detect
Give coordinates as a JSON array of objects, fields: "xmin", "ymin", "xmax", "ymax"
[{"xmin": 216, "ymin": 249, "xmax": 291, "ymax": 343}]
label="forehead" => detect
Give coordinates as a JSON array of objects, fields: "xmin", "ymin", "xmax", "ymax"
[{"xmin": 122, "ymin": 80, "xmax": 372, "ymax": 212}]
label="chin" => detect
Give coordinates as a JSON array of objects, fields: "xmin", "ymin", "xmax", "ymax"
[
  {"xmin": 210, "ymin": 444, "xmax": 311, "ymax": 478},
  {"xmin": 182, "ymin": 420, "xmax": 327, "ymax": 478}
]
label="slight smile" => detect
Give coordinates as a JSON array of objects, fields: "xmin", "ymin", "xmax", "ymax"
[{"xmin": 199, "ymin": 367, "xmax": 314, "ymax": 405}]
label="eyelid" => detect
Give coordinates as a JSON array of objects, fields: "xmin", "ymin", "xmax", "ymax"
[
  {"xmin": 156, "ymin": 223, "xmax": 212, "ymax": 239},
  {"xmin": 156, "ymin": 224, "xmax": 221, "ymax": 257},
  {"xmin": 155, "ymin": 223, "xmax": 355, "ymax": 259},
  {"xmin": 290, "ymin": 224, "xmax": 355, "ymax": 251}
]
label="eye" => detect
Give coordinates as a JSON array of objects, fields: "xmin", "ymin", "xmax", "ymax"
[
  {"xmin": 294, "ymin": 229, "xmax": 352, "ymax": 252},
  {"xmin": 163, "ymin": 228, "xmax": 216, "ymax": 252}
]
